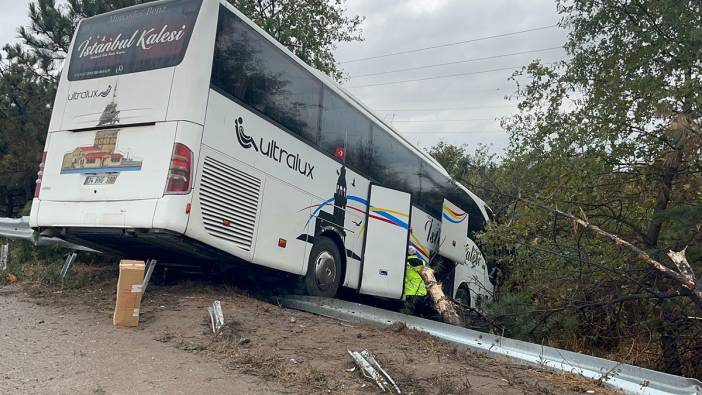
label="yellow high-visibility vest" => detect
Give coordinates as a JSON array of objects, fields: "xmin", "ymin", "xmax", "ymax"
[{"xmin": 403, "ymin": 255, "xmax": 427, "ymax": 296}]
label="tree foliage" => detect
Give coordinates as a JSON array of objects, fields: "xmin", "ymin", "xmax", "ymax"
[
  {"xmin": 0, "ymin": 45, "xmax": 55, "ymax": 216},
  {"xmin": 433, "ymin": 0, "xmax": 701, "ymax": 378}
]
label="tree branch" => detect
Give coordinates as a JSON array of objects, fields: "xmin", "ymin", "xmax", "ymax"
[{"xmin": 520, "ymin": 197, "xmax": 702, "ymax": 311}]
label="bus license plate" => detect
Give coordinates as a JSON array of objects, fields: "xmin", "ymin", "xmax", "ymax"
[{"xmin": 84, "ymin": 174, "xmax": 118, "ymax": 185}]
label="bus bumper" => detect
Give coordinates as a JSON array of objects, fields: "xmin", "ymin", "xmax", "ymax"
[{"xmin": 31, "ymin": 194, "xmax": 192, "ymax": 232}]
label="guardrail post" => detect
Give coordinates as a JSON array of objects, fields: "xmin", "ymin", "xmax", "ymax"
[
  {"xmin": 60, "ymin": 252, "xmax": 78, "ymax": 279},
  {"xmin": 140, "ymin": 259, "xmax": 158, "ymax": 295},
  {"xmin": 0, "ymin": 243, "xmax": 8, "ymax": 272}
]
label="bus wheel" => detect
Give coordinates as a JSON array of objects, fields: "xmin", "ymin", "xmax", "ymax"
[
  {"xmin": 455, "ymin": 283, "xmax": 471, "ymax": 308},
  {"xmin": 304, "ymin": 236, "xmax": 341, "ymax": 297}
]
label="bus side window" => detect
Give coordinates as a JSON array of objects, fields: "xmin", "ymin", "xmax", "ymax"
[
  {"xmin": 320, "ymin": 89, "xmax": 371, "ymax": 173},
  {"xmin": 211, "ymin": 8, "xmax": 322, "ymax": 145},
  {"xmin": 419, "ymin": 165, "xmax": 449, "ymax": 218},
  {"xmin": 369, "ymin": 128, "xmax": 421, "ymax": 201}
]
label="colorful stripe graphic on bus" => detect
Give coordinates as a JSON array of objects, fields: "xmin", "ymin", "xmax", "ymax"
[
  {"xmin": 61, "ymin": 130, "xmax": 143, "ymax": 174},
  {"xmin": 442, "ymin": 204, "xmax": 467, "ymax": 224},
  {"xmin": 302, "ymin": 195, "xmax": 409, "ymax": 230},
  {"xmin": 410, "ymin": 232, "xmax": 430, "ymax": 263}
]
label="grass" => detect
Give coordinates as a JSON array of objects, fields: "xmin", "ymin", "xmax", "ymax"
[
  {"xmin": 304, "ymin": 368, "xmax": 327, "ymax": 385},
  {"xmin": 0, "ymin": 239, "xmax": 116, "ymax": 289}
]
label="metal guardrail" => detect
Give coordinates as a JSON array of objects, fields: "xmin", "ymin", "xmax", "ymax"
[
  {"xmin": 0, "ymin": 217, "xmax": 97, "ymax": 252},
  {"xmin": 279, "ymin": 295, "xmax": 702, "ymax": 395},
  {"xmin": 0, "ymin": 217, "xmax": 35, "ymax": 242}
]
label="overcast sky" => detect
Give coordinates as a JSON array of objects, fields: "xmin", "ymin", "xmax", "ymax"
[
  {"xmin": 0, "ymin": 1, "xmax": 30, "ymax": 48},
  {"xmin": 335, "ymin": 0, "xmax": 568, "ymax": 156},
  {"xmin": 0, "ymin": 0, "xmax": 568, "ymax": 156}
]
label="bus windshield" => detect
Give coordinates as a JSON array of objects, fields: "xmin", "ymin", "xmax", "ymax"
[{"xmin": 67, "ymin": 0, "xmax": 202, "ymax": 81}]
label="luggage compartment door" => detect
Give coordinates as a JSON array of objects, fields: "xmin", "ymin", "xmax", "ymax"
[{"xmin": 359, "ymin": 184, "xmax": 411, "ymax": 299}]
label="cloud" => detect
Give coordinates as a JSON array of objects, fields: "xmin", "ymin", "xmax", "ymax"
[
  {"xmin": 405, "ymin": 0, "xmax": 453, "ymax": 15},
  {"xmin": 0, "ymin": 1, "xmax": 31, "ymax": 48}
]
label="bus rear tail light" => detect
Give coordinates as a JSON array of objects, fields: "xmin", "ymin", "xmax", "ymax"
[
  {"xmin": 165, "ymin": 143, "xmax": 193, "ymax": 194},
  {"xmin": 34, "ymin": 152, "xmax": 47, "ymax": 198}
]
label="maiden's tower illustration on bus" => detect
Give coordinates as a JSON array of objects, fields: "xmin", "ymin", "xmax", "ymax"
[{"xmin": 60, "ymin": 130, "xmax": 143, "ymax": 174}]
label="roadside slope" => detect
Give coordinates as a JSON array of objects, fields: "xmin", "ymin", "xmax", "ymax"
[{"xmin": 1, "ymin": 281, "xmax": 618, "ymax": 394}]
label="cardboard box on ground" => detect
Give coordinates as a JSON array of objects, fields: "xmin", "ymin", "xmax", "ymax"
[{"xmin": 113, "ymin": 260, "xmax": 145, "ymax": 327}]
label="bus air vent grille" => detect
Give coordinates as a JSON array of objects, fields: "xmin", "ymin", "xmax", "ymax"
[{"xmin": 199, "ymin": 157, "xmax": 261, "ymax": 251}]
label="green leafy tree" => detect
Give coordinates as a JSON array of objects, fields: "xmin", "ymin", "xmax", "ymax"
[
  {"xmin": 0, "ymin": 45, "xmax": 55, "ymax": 216},
  {"xmin": 429, "ymin": 142, "xmax": 512, "ymax": 218},
  {"xmin": 482, "ymin": 0, "xmax": 702, "ymax": 376}
]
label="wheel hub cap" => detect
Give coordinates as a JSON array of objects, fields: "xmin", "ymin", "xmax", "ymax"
[{"xmin": 314, "ymin": 251, "xmax": 336, "ymax": 290}]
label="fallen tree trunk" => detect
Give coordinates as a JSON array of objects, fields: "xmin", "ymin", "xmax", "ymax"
[{"xmin": 418, "ymin": 267, "xmax": 463, "ymax": 326}]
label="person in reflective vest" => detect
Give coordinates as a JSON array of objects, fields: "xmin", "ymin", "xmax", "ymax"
[{"xmin": 403, "ymin": 246, "xmax": 427, "ymax": 297}]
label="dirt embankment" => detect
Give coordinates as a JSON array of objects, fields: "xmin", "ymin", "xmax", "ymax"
[{"xmin": 1, "ymin": 277, "xmax": 619, "ymax": 395}]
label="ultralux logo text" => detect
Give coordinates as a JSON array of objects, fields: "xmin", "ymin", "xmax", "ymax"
[{"xmin": 235, "ymin": 117, "xmax": 315, "ymax": 179}]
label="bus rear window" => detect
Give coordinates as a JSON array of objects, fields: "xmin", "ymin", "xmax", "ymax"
[{"xmin": 67, "ymin": 0, "xmax": 202, "ymax": 81}]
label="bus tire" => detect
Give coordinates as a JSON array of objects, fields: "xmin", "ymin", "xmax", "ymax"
[
  {"xmin": 455, "ymin": 283, "xmax": 471, "ymax": 308},
  {"xmin": 304, "ymin": 236, "xmax": 342, "ymax": 297}
]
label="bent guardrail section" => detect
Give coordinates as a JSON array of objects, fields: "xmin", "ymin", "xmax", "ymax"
[
  {"xmin": 278, "ymin": 295, "xmax": 702, "ymax": 395},
  {"xmin": 0, "ymin": 217, "xmax": 97, "ymax": 252},
  {"xmin": 0, "ymin": 217, "xmax": 35, "ymax": 242}
]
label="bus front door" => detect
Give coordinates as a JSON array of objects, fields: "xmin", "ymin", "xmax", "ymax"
[{"xmin": 359, "ymin": 184, "xmax": 412, "ymax": 299}]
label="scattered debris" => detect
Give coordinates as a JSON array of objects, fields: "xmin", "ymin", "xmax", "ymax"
[
  {"xmin": 60, "ymin": 252, "xmax": 77, "ymax": 279},
  {"xmin": 0, "ymin": 243, "xmax": 8, "ymax": 271},
  {"xmin": 238, "ymin": 337, "xmax": 250, "ymax": 346},
  {"xmin": 347, "ymin": 349, "xmax": 401, "ymax": 393},
  {"xmin": 140, "ymin": 259, "xmax": 158, "ymax": 296},
  {"xmin": 388, "ymin": 322, "xmax": 407, "ymax": 333},
  {"xmin": 208, "ymin": 300, "xmax": 225, "ymax": 333},
  {"xmin": 6, "ymin": 273, "xmax": 17, "ymax": 284},
  {"xmin": 113, "ymin": 260, "xmax": 145, "ymax": 327},
  {"xmin": 289, "ymin": 316, "xmax": 296, "ymax": 323}
]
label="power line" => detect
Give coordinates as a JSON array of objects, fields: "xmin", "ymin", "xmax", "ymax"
[
  {"xmin": 345, "ymin": 65, "xmax": 524, "ymax": 88},
  {"xmin": 373, "ymin": 104, "xmax": 514, "ymax": 112},
  {"xmin": 351, "ymin": 47, "xmax": 563, "ymax": 79},
  {"xmin": 390, "ymin": 119, "xmax": 496, "ymax": 122},
  {"xmin": 401, "ymin": 130, "xmax": 508, "ymax": 135},
  {"xmin": 339, "ymin": 24, "xmax": 558, "ymax": 64},
  {"xmin": 366, "ymin": 85, "xmax": 514, "ymax": 96}
]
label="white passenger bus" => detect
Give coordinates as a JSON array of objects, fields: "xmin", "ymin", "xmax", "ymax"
[{"xmin": 30, "ymin": 0, "xmax": 494, "ymax": 305}]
